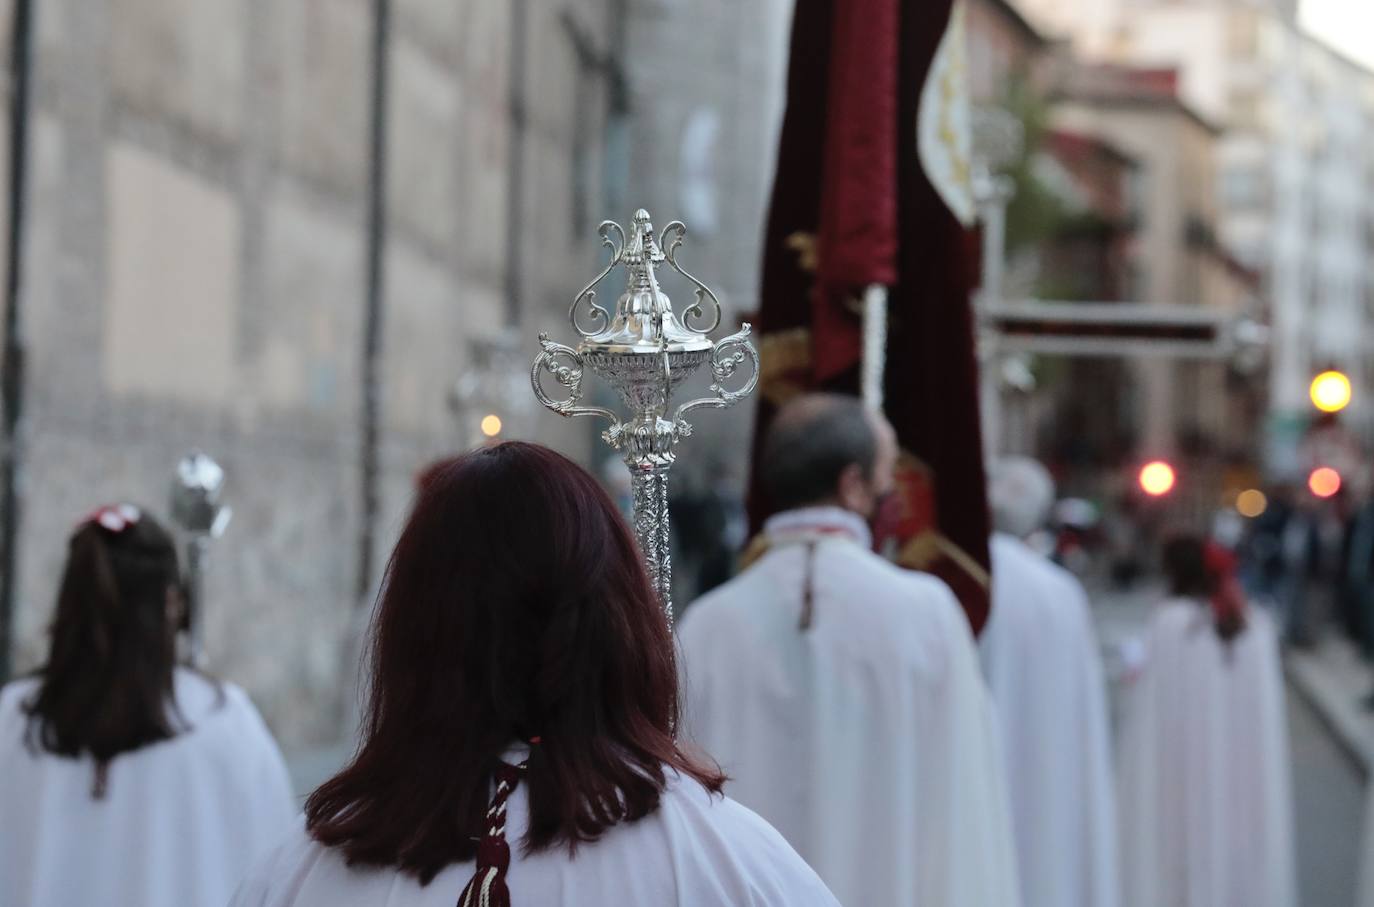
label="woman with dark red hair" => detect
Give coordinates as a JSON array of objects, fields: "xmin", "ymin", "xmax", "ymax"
[
  {"xmin": 1116, "ymin": 533, "xmax": 1296, "ymax": 907},
  {"xmin": 232, "ymin": 442, "xmax": 837, "ymax": 906}
]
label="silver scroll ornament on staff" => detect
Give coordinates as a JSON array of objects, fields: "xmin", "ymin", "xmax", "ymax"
[
  {"xmin": 531, "ymin": 209, "xmax": 758, "ymax": 626},
  {"xmin": 169, "ymin": 452, "xmax": 233, "ymax": 667}
]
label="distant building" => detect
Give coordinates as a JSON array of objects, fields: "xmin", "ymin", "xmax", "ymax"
[
  {"xmin": 966, "ymin": 0, "xmax": 1051, "ymax": 103},
  {"xmin": 1049, "ymin": 62, "xmax": 1261, "ymax": 467},
  {"xmin": 1013, "ymin": 0, "xmax": 1374, "ymax": 473}
]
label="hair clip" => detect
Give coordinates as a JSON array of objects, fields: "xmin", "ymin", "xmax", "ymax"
[{"xmin": 82, "ymin": 503, "xmax": 142, "ymax": 534}]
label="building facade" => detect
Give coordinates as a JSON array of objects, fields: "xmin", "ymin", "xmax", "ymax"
[
  {"xmin": 2, "ymin": 0, "xmax": 617, "ymax": 749},
  {"xmin": 1014, "ymin": 0, "xmax": 1374, "ymax": 474}
]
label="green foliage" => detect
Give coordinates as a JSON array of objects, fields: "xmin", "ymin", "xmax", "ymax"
[{"xmin": 1000, "ymin": 79, "xmax": 1072, "ymax": 258}]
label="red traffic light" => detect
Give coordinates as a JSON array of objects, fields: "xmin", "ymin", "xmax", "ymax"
[
  {"xmin": 1139, "ymin": 461, "xmax": 1176, "ymax": 497},
  {"xmin": 1308, "ymin": 467, "xmax": 1342, "ymax": 499}
]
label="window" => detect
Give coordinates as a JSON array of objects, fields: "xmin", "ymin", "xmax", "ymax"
[{"xmin": 1221, "ymin": 165, "xmax": 1267, "ymax": 209}]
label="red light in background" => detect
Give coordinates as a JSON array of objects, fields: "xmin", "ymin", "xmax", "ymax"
[{"xmin": 1309, "ymin": 467, "xmax": 1342, "ymax": 499}]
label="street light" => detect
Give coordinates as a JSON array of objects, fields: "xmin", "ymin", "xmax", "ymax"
[
  {"xmin": 1308, "ymin": 466, "xmax": 1342, "ymax": 499},
  {"xmin": 1235, "ymin": 488, "xmax": 1268, "ymax": 518},
  {"xmin": 1310, "ymin": 370, "xmax": 1352, "ymax": 414},
  {"xmin": 1139, "ymin": 460, "xmax": 1176, "ymax": 497}
]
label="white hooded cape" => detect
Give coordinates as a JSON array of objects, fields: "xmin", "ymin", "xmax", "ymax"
[
  {"xmin": 678, "ymin": 507, "xmax": 1021, "ymax": 907},
  {"xmin": 230, "ymin": 768, "xmax": 839, "ymax": 906},
  {"xmin": 981, "ymin": 533, "xmax": 1120, "ymax": 907},
  {"xmin": 1359, "ymin": 781, "xmax": 1374, "ymax": 907},
  {"xmin": 0, "ymin": 667, "xmax": 297, "ymax": 907},
  {"xmin": 1116, "ymin": 599, "xmax": 1296, "ymax": 907}
]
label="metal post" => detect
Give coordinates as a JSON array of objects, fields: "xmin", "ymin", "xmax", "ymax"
[
  {"xmin": 356, "ymin": 0, "xmax": 389, "ymax": 613},
  {"xmin": 184, "ymin": 535, "xmax": 209, "ymax": 667},
  {"xmin": 974, "ymin": 180, "xmax": 1013, "ymax": 458},
  {"xmin": 505, "ymin": 0, "xmax": 528, "ymax": 328},
  {"xmin": 979, "ymin": 188, "xmax": 1009, "ymax": 303},
  {"xmin": 0, "ymin": 0, "xmax": 35, "ymax": 683}
]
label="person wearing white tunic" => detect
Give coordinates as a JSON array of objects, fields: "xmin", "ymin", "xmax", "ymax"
[
  {"xmin": 678, "ymin": 394, "xmax": 1021, "ymax": 907},
  {"xmin": 980, "ymin": 457, "xmax": 1120, "ymax": 907},
  {"xmin": 1359, "ymin": 782, "xmax": 1374, "ymax": 907},
  {"xmin": 0, "ymin": 504, "xmax": 296, "ymax": 907},
  {"xmin": 1116, "ymin": 534, "xmax": 1296, "ymax": 907},
  {"xmin": 232, "ymin": 443, "xmax": 838, "ymax": 907}
]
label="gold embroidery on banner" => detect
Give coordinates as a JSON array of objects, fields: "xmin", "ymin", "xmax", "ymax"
[
  {"xmin": 897, "ymin": 530, "xmax": 990, "ymax": 588},
  {"xmin": 737, "ymin": 534, "xmax": 773, "ymax": 572},
  {"xmin": 785, "ymin": 232, "xmax": 819, "ymax": 273},
  {"xmin": 893, "ymin": 448, "xmax": 990, "ymax": 588},
  {"xmin": 760, "ymin": 327, "xmax": 813, "ymax": 405}
]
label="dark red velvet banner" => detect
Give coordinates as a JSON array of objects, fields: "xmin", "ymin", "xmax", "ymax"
[{"xmin": 748, "ymin": 0, "xmax": 992, "ymax": 634}]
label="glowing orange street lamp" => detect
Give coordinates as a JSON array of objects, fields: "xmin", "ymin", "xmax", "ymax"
[
  {"xmin": 1308, "ymin": 466, "xmax": 1342, "ymax": 499},
  {"xmin": 1139, "ymin": 460, "xmax": 1176, "ymax": 497},
  {"xmin": 1310, "ymin": 370, "xmax": 1352, "ymax": 413},
  {"xmin": 1236, "ymin": 488, "xmax": 1268, "ymax": 518},
  {"xmin": 480, "ymin": 413, "xmax": 503, "ymax": 438}
]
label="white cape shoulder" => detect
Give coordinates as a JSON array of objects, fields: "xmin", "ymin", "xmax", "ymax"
[
  {"xmin": 1117, "ymin": 603, "xmax": 1295, "ymax": 907},
  {"xmin": 679, "ymin": 539, "xmax": 1020, "ymax": 907},
  {"xmin": 983, "ymin": 534, "xmax": 1119, "ymax": 907},
  {"xmin": 0, "ymin": 669, "xmax": 298, "ymax": 907},
  {"xmin": 232, "ymin": 776, "xmax": 838, "ymax": 907}
]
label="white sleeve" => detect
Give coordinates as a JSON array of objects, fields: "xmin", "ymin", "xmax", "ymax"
[{"xmin": 919, "ymin": 583, "xmax": 1023, "ymax": 907}]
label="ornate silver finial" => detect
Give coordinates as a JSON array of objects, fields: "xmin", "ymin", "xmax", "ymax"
[
  {"xmin": 532, "ymin": 210, "xmax": 759, "ymax": 624},
  {"xmin": 169, "ymin": 451, "xmax": 232, "ymax": 668}
]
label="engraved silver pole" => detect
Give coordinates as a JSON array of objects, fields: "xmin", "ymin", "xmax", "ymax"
[
  {"xmin": 531, "ymin": 209, "xmax": 758, "ymax": 625},
  {"xmin": 169, "ymin": 452, "xmax": 232, "ymax": 667}
]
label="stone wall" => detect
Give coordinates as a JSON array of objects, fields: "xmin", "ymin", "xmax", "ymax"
[{"xmin": 6, "ymin": 0, "xmax": 613, "ymax": 748}]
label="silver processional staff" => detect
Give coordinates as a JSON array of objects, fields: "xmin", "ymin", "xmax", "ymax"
[
  {"xmin": 530, "ymin": 209, "xmax": 759, "ymax": 627},
  {"xmin": 169, "ymin": 451, "xmax": 232, "ymax": 667}
]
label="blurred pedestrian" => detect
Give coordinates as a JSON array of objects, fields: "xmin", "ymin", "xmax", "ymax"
[
  {"xmin": 233, "ymin": 443, "xmax": 837, "ymax": 907},
  {"xmin": 1117, "ymin": 534, "xmax": 1295, "ymax": 907},
  {"xmin": 982, "ymin": 457, "xmax": 1120, "ymax": 907},
  {"xmin": 678, "ymin": 394, "xmax": 1020, "ymax": 906},
  {"xmin": 0, "ymin": 504, "xmax": 295, "ymax": 907}
]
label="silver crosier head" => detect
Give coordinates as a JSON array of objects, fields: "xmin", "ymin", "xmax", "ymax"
[{"xmin": 530, "ymin": 209, "xmax": 759, "ymax": 622}]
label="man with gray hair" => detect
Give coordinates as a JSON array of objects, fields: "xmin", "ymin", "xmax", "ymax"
[
  {"xmin": 981, "ymin": 456, "xmax": 1120, "ymax": 907},
  {"xmin": 678, "ymin": 393, "xmax": 1020, "ymax": 907}
]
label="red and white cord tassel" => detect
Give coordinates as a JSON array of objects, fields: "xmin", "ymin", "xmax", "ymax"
[{"xmin": 456, "ymin": 762, "xmax": 526, "ymax": 907}]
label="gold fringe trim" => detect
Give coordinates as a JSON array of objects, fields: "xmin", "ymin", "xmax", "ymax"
[{"xmin": 898, "ymin": 530, "xmax": 990, "ymax": 589}]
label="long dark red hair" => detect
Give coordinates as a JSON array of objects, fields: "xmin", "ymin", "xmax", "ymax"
[{"xmin": 306, "ymin": 442, "xmax": 724, "ymax": 883}]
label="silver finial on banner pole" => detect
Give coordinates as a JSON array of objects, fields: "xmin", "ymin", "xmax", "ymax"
[
  {"xmin": 169, "ymin": 451, "xmax": 232, "ymax": 667},
  {"xmin": 531, "ymin": 209, "xmax": 759, "ymax": 627}
]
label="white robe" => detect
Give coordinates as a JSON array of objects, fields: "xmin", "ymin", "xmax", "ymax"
[
  {"xmin": 1116, "ymin": 599, "xmax": 1296, "ymax": 907},
  {"xmin": 981, "ymin": 533, "xmax": 1120, "ymax": 907},
  {"xmin": 229, "ymin": 770, "xmax": 839, "ymax": 906},
  {"xmin": 1359, "ymin": 781, "xmax": 1374, "ymax": 907},
  {"xmin": 0, "ymin": 667, "xmax": 298, "ymax": 907},
  {"xmin": 678, "ymin": 506, "xmax": 1021, "ymax": 907}
]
